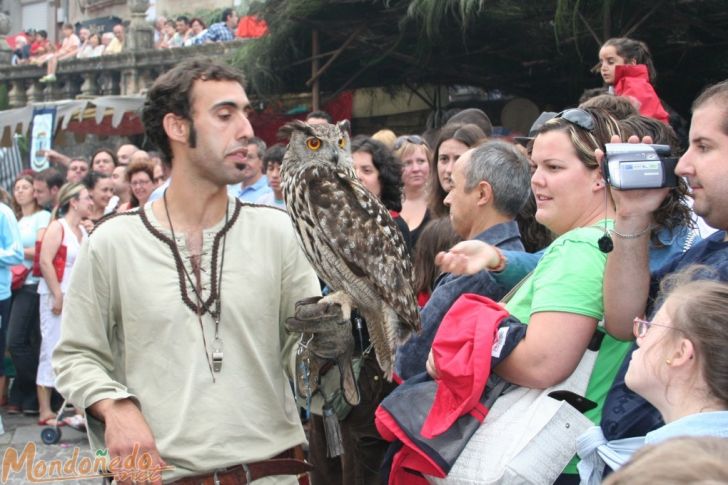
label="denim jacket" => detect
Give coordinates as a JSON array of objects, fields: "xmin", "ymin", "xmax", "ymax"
[{"xmin": 395, "ymin": 221, "xmax": 523, "ymax": 380}]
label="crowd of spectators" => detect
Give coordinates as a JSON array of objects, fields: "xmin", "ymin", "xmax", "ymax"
[
  {"xmin": 0, "ymin": 141, "xmax": 168, "ymax": 426},
  {"xmin": 10, "ymin": 8, "xmax": 268, "ymax": 73},
  {"xmin": 153, "ymin": 8, "xmax": 267, "ymax": 49},
  {"xmin": 1, "ymin": 31, "xmax": 727, "ymax": 485},
  {"xmin": 12, "ymin": 23, "xmax": 123, "ymax": 69},
  {"xmin": 277, "ymin": 37, "xmax": 727, "ymax": 485}
]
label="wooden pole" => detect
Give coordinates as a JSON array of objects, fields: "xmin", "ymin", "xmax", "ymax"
[
  {"xmin": 306, "ymin": 26, "xmax": 364, "ymax": 87},
  {"xmin": 311, "ymin": 29, "xmax": 320, "ymax": 111}
]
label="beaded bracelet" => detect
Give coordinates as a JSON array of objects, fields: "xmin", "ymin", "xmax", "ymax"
[{"xmin": 609, "ymin": 225, "xmax": 653, "ymax": 239}]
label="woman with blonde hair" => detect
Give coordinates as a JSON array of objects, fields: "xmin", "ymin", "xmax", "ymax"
[
  {"xmin": 36, "ymin": 183, "xmax": 92, "ymax": 425},
  {"xmin": 394, "ymin": 135, "xmax": 434, "ymax": 249},
  {"xmin": 371, "ymin": 128, "xmax": 397, "ymax": 150}
]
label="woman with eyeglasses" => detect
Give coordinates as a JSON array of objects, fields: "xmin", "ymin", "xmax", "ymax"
[
  {"xmin": 394, "ymin": 135, "xmax": 434, "ymax": 250},
  {"xmin": 120, "ymin": 159, "xmax": 156, "ymax": 211},
  {"xmin": 577, "ymin": 269, "xmax": 728, "ymax": 484},
  {"xmin": 431, "ymin": 107, "xmax": 633, "ymax": 482},
  {"xmin": 428, "ymin": 123, "xmax": 487, "ymax": 218}
]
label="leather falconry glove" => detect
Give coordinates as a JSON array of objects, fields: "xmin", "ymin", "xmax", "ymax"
[{"xmin": 286, "ymin": 296, "xmax": 361, "ymax": 407}]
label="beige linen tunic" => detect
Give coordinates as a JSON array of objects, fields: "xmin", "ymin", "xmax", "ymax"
[{"xmin": 53, "ymin": 197, "xmax": 321, "ymax": 481}]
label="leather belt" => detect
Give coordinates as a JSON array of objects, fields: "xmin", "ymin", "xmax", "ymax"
[{"xmin": 168, "ymin": 447, "xmax": 312, "ymax": 485}]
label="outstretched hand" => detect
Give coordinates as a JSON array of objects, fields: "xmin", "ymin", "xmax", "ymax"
[{"xmin": 435, "ymin": 240, "xmax": 500, "ymax": 276}]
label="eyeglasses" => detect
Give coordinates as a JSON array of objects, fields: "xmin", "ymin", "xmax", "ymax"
[
  {"xmin": 394, "ymin": 135, "xmax": 428, "ymax": 151},
  {"xmin": 632, "ymin": 317, "xmax": 684, "ymax": 339},
  {"xmin": 131, "ymin": 180, "xmax": 152, "ymax": 188},
  {"xmin": 555, "ymin": 108, "xmax": 595, "ymax": 132}
]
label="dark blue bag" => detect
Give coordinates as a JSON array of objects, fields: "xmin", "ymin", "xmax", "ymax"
[{"xmin": 600, "ymin": 343, "xmax": 664, "ymax": 440}]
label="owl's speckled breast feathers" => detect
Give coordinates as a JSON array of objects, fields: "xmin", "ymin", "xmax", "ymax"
[{"xmin": 279, "ymin": 120, "xmax": 420, "ymax": 378}]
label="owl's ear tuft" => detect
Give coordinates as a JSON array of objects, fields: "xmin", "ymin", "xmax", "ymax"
[
  {"xmin": 337, "ymin": 119, "xmax": 351, "ymax": 135},
  {"xmin": 278, "ymin": 119, "xmax": 316, "ymax": 141}
]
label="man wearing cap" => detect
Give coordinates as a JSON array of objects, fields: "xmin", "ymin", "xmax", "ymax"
[{"xmin": 514, "ymin": 111, "xmax": 557, "ymax": 148}]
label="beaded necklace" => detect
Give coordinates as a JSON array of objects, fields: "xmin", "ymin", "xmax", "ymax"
[{"xmin": 163, "ymin": 190, "xmax": 228, "ymax": 383}]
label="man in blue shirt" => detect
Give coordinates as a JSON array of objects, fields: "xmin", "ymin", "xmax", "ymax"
[
  {"xmin": 203, "ymin": 8, "xmax": 238, "ymax": 43},
  {"xmin": 229, "ymin": 137, "xmax": 273, "ymax": 203},
  {"xmin": 396, "ymin": 141, "xmax": 531, "ymax": 379},
  {"xmin": 600, "ymin": 79, "xmax": 728, "ymax": 441}
]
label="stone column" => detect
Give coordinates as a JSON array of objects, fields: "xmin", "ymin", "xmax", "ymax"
[
  {"xmin": 0, "ymin": 13, "xmax": 12, "ymax": 65},
  {"xmin": 26, "ymin": 80, "xmax": 44, "ymax": 103},
  {"xmin": 8, "ymin": 80, "xmax": 27, "ymax": 108},
  {"xmin": 126, "ymin": 0, "xmax": 153, "ymax": 51},
  {"xmin": 80, "ymin": 72, "xmax": 98, "ymax": 97},
  {"xmin": 122, "ymin": 67, "xmax": 155, "ymax": 95},
  {"xmin": 43, "ymin": 82, "xmax": 61, "ymax": 102},
  {"xmin": 60, "ymin": 75, "xmax": 79, "ymax": 99},
  {"xmin": 98, "ymin": 71, "xmax": 120, "ymax": 95}
]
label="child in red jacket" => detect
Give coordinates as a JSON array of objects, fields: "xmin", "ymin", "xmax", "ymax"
[{"xmin": 598, "ymin": 37, "xmax": 669, "ymax": 125}]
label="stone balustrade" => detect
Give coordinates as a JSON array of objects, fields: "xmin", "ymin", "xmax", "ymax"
[{"xmin": 0, "ymin": 40, "xmax": 249, "ymax": 109}]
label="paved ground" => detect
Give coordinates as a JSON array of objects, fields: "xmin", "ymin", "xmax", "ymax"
[
  {"xmin": 0, "ymin": 410, "xmax": 313, "ymax": 484},
  {"xmin": 0, "ymin": 409, "xmax": 100, "ymax": 485}
]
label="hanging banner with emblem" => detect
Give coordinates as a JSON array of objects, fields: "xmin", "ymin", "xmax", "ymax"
[{"xmin": 29, "ymin": 107, "xmax": 56, "ymax": 172}]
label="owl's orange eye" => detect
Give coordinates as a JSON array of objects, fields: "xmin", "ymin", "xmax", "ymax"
[
  {"xmin": 338, "ymin": 138, "xmax": 346, "ymax": 149},
  {"xmin": 306, "ymin": 138, "xmax": 322, "ymax": 151}
]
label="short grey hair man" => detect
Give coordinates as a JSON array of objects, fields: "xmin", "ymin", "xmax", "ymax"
[
  {"xmin": 464, "ymin": 141, "xmax": 531, "ymax": 217},
  {"xmin": 248, "ymin": 137, "xmax": 267, "ymax": 160},
  {"xmin": 397, "ymin": 140, "xmax": 531, "ymax": 379}
]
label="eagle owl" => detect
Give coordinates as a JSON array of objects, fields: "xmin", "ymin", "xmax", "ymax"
[{"xmin": 280, "ymin": 120, "xmax": 420, "ymax": 380}]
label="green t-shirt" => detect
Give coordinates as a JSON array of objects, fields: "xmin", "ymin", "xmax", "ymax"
[{"xmin": 505, "ymin": 221, "xmax": 632, "ymax": 475}]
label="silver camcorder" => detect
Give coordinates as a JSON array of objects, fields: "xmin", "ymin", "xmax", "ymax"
[{"xmin": 603, "ymin": 143, "xmax": 678, "ymax": 189}]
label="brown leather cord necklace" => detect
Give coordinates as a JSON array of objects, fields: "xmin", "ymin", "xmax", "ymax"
[{"xmin": 163, "ymin": 190, "xmax": 228, "ymax": 383}]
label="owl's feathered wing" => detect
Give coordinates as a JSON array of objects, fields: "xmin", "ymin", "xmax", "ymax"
[{"xmin": 283, "ymin": 160, "xmax": 420, "ymax": 377}]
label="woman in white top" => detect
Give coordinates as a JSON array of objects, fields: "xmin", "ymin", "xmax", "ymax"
[
  {"xmin": 37, "ymin": 183, "xmax": 92, "ymax": 424},
  {"xmin": 76, "ymin": 33, "xmax": 105, "ymax": 58}
]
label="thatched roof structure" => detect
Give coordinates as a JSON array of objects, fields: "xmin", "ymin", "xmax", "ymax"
[{"xmin": 233, "ymin": 0, "xmax": 728, "ymax": 118}]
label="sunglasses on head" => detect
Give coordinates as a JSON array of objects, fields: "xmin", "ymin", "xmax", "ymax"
[
  {"xmin": 394, "ymin": 134, "xmax": 428, "ymax": 151},
  {"xmin": 555, "ymin": 108, "xmax": 595, "ymax": 132}
]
